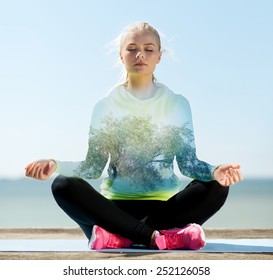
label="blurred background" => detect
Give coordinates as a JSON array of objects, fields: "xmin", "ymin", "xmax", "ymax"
[{"xmin": 0, "ymin": 0, "xmax": 272, "ymax": 229}]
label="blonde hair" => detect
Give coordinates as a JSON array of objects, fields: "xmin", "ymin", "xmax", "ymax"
[{"xmin": 119, "ymin": 21, "xmax": 161, "ymax": 51}]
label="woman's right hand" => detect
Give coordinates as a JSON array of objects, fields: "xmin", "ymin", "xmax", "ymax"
[{"xmin": 25, "ymin": 159, "xmax": 57, "ymax": 180}]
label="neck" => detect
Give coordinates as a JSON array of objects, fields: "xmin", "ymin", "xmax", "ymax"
[{"xmin": 125, "ymin": 75, "xmax": 156, "ymax": 100}]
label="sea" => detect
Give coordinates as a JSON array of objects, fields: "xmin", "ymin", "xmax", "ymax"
[{"xmin": 0, "ymin": 177, "xmax": 272, "ymax": 229}]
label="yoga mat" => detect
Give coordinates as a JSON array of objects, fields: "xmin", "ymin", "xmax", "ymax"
[{"xmin": 0, "ymin": 239, "xmax": 273, "ymax": 253}]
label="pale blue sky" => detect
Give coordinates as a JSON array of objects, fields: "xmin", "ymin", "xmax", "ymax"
[{"xmin": 0, "ymin": 0, "xmax": 272, "ymax": 178}]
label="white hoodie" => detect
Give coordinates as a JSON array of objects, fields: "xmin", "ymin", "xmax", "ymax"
[{"xmin": 56, "ymin": 83, "xmax": 215, "ymax": 200}]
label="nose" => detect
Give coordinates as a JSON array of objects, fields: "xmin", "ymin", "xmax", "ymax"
[{"xmin": 136, "ymin": 51, "xmax": 144, "ymax": 59}]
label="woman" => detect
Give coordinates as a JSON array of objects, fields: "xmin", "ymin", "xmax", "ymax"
[{"xmin": 25, "ymin": 22, "xmax": 243, "ymax": 250}]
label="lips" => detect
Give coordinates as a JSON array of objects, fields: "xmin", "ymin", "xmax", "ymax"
[{"xmin": 134, "ymin": 62, "xmax": 147, "ymax": 66}]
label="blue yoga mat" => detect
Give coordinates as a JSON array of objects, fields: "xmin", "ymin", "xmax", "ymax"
[{"xmin": 0, "ymin": 239, "xmax": 273, "ymax": 252}]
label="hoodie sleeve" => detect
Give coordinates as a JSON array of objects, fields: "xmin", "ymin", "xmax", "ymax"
[
  {"xmin": 55, "ymin": 100, "xmax": 109, "ymax": 179},
  {"xmin": 175, "ymin": 96, "xmax": 215, "ymax": 181}
]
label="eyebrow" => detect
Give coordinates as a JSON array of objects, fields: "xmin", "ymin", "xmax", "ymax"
[{"xmin": 127, "ymin": 43, "xmax": 156, "ymax": 47}]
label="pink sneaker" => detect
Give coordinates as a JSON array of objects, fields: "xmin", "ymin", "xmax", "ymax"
[
  {"xmin": 155, "ymin": 223, "xmax": 206, "ymax": 250},
  {"xmin": 89, "ymin": 225, "xmax": 133, "ymax": 250}
]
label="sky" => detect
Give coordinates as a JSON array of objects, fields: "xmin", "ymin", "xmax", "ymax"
[{"xmin": 0, "ymin": 0, "xmax": 272, "ymax": 179}]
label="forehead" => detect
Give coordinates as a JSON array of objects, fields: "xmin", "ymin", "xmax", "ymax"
[{"xmin": 122, "ymin": 30, "xmax": 159, "ymax": 47}]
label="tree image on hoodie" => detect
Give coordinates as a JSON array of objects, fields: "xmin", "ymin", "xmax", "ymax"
[{"xmin": 75, "ymin": 114, "xmax": 212, "ymax": 192}]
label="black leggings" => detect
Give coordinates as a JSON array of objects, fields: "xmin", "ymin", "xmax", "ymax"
[{"xmin": 51, "ymin": 176, "xmax": 229, "ymax": 247}]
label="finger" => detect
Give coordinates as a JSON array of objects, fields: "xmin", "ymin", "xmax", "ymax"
[
  {"xmin": 236, "ymin": 170, "xmax": 244, "ymax": 181},
  {"xmin": 223, "ymin": 176, "xmax": 230, "ymax": 186},
  {"xmin": 218, "ymin": 176, "xmax": 229, "ymax": 187},
  {"xmin": 224, "ymin": 177, "xmax": 230, "ymax": 187},
  {"xmin": 221, "ymin": 164, "xmax": 241, "ymax": 173},
  {"xmin": 229, "ymin": 169, "xmax": 243, "ymax": 184},
  {"xmin": 228, "ymin": 176, "xmax": 235, "ymax": 186},
  {"xmin": 233, "ymin": 175, "xmax": 240, "ymax": 183},
  {"xmin": 230, "ymin": 164, "xmax": 241, "ymax": 169},
  {"xmin": 44, "ymin": 162, "xmax": 52, "ymax": 176},
  {"xmin": 25, "ymin": 167, "xmax": 30, "ymax": 176},
  {"xmin": 36, "ymin": 167, "xmax": 43, "ymax": 179},
  {"xmin": 27, "ymin": 165, "xmax": 38, "ymax": 178},
  {"xmin": 229, "ymin": 176, "xmax": 236, "ymax": 186},
  {"xmin": 33, "ymin": 165, "xmax": 42, "ymax": 179},
  {"xmin": 25, "ymin": 163, "xmax": 34, "ymax": 175},
  {"xmin": 219, "ymin": 165, "xmax": 230, "ymax": 172},
  {"xmin": 231, "ymin": 170, "xmax": 240, "ymax": 182},
  {"xmin": 230, "ymin": 168, "xmax": 241, "ymax": 179},
  {"xmin": 38, "ymin": 168, "xmax": 47, "ymax": 180},
  {"xmin": 229, "ymin": 167, "xmax": 237, "ymax": 176},
  {"xmin": 25, "ymin": 164, "xmax": 30, "ymax": 172},
  {"xmin": 225, "ymin": 173, "xmax": 236, "ymax": 186}
]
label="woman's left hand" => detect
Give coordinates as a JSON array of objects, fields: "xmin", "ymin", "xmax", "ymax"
[{"xmin": 213, "ymin": 164, "xmax": 243, "ymax": 187}]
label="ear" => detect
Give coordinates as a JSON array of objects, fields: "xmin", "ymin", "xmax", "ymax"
[
  {"xmin": 120, "ymin": 52, "xmax": 124, "ymax": 64},
  {"xmin": 157, "ymin": 51, "xmax": 162, "ymax": 64}
]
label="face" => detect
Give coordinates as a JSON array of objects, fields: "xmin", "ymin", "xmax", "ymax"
[{"xmin": 120, "ymin": 30, "xmax": 162, "ymax": 79}]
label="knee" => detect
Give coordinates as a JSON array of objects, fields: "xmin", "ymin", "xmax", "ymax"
[
  {"xmin": 209, "ymin": 180, "xmax": 229, "ymax": 208},
  {"xmin": 51, "ymin": 175, "xmax": 71, "ymax": 197},
  {"xmin": 51, "ymin": 175, "xmax": 89, "ymax": 198},
  {"xmin": 212, "ymin": 180, "xmax": 229, "ymax": 196}
]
